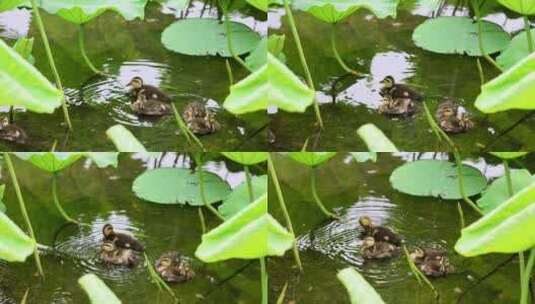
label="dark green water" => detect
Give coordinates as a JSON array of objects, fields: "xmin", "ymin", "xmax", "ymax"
[
  {"xmin": 0, "ymin": 153, "xmax": 263, "ymax": 303},
  {"xmin": 269, "ymin": 153, "xmax": 534, "ymax": 303},
  {"xmin": 0, "ymin": 2, "xmax": 267, "ymax": 151},
  {"xmin": 269, "ymin": 3, "xmax": 534, "ymax": 151}
]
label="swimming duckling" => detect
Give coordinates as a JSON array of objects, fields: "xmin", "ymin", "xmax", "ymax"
[
  {"xmin": 380, "ymin": 76, "xmax": 423, "ymax": 102},
  {"xmin": 358, "ymin": 216, "xmax": 402, "ymax": 246},
  {"xmin": 378, "ymin": 95, "xmax": 416, "ymax": 116},
  {"xmin": 361, "ymin": 236, "xmax": 400, "ymax": 260},
  {"xmin": 131, "ymin": 89, "xmax": 172, "ymax": 116},
  {"xmin": 182, "ymin": 102, "xmax": 220, "ymax": 135},
  {"xmin": 102, "ymin": 224, "xmax": 144, "ymax": 252},
  {"xmin": 100, "ymin": 240, "xmax": 138, "ymax": 267},
  {"xmin": 155, "ymin": 252, "xmax": 195, "ymax": 283},
  {"xmin": 127, "ymin": 76, "xmax": 171, "ymax": 103},
  {"xmin": 0, "ymin": 117, "xmax": 27, "ymax": 144},
  {"xmin": 410, "ymin": 247, "xmax": 454, "ymax": 277},
  {"xmin": 435, "ymin": 100, "xmax": 474, "ymax": 134}
]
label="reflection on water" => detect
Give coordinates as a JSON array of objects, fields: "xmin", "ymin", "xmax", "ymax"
[{"xmin": 0, "ymin": 9, "xmax": 30, "ymax": 39}]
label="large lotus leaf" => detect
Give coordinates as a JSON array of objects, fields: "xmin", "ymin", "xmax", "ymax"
[
  {"xmin": 475, "ymin": 52, "xmax": 535, "ymax": 113},
  {"xmin": 161, "ymin": 18, "xmax": 261, "ymax": 57},
  {"xmin": 0, "ymin": 0, "xmax": 25, "ymax": 12},
  {"xmin": 337, "ymin": 268, "xmax": 385, "ymax": 304},
  {"xmin": 14, "ymin": 152, "xmax": 84, "ymax": 173},
  {"xmin": 497, "ymin": 0, "xmax": 535, "ymax": 15},
  {"xmin": 219, "ymin": 175, "xmax": 268, "ymax": 219},
  {"xmin": 497, "ymin": 29, "xmax": 535, "ymax": 70},
  {"xmin": 132, "ymin": 168, "xmax": 231, "ymax": 206},
  {"xmin": 223, "ymin": 53, "xmax": 315, "ymax": 114},
  {"xmin": 39, "ymin": 0, "xmax": 148, "ymax": 24},
  {"xmin": 0, "ymin": 212, "xmax": 35, "ymax": 262},
  {"xmin": 196, "ymin": 194, "xmax": 294, "ymax": 262},
  {"xmin": 0, "ymin": 39, "xmax": 61, "ymax": 113},
  {"xmin": 455, "ymin": 181, "xmax": 535, "ymax": 256},
  {"xmin": 287, "ymin": 152, "xmax": 337, "ymax": 167},
  {"xmin": 293, "ymin": 0, "xmax": 399, "ymax": 23},
  {"xmin": 478, "ymin": 169, "xmax": 534, "ymax": 214},
  {"xmin": 357, "ymin": 124, "xmax": 399, "ymax": 152},
  {"xmin": 390, "ymin": 160, "xmax": 487, "ymax": 199},
  {"xmin": 489, "ymin": 152, "xmax": 529, "ymax": 159},
  {"xmin": 412, "ymin": 16, "xmax": 510, "ymax": 56},
  {"xmin": 78, "ymin": 274, "xmax": 121, "ymax": 304},
  {"xmin": 106, "ymin": 125, "xmax": 147, "ymax": 152},
  {"xmin": 12, "ymin": 37, "xmax": 34, "ymax": 65},
  {"xmin": 246, "ymin": 0, "xmax": 268, "ymax": 11},
  {"xmin": 221, "ymin": 152, "xmax": 268, "ymax": 165}
]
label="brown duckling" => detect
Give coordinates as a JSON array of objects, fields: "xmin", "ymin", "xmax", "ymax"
[
  {"xmin": 131, "ymin": 89, "xmax": 172, "ymax": 116},
  {"xmin": 100, "ymin": 240, "xmax": 137, "ymax": 267},
  {"xmin": 435, "ymin": 100, "xmax": 474, "ymax": 134},
  {"xmin": 155, "ymin": 252, "xmax": 195, "ymax": 283},
  {"xmin": 380, "ymin": 76, "xmax": 423, "ymax": 102},
  {"xmin": 378, "ymin": 95, "xmax": 416, "ymax": 116},
  {"xmin": 358, "ymin": 216, "xmax": 402, "ymax": 246},
  {"xmin": 102, "ymin": 224, "xmax": 144, "ymax": 252},
  {"xmin": 182, "ymin": 102, "xmax": 220, "ymax": 135},
  {"xmin": 0, "ymin": 117, "xmax": 27, "ymax": 144},
  {"xmin": 410, "ymin": 247, "xmax": 454, "ymax": 277},
  {"xmin": 127, "ymin": 76, "xmax": 171, "ymax": 103},
  {"xmin": 361, "ymin": 236, "xmax": 400, "ymax": 260}
]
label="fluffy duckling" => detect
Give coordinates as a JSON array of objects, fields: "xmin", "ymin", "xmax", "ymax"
[
  {"xmin": 182, "ymin": 102, "xmax": 220, "ymax": 135},
  {"xmin": 378, "ymin": 95, "xmax": 416, "ymax": 116},
  {"xmin": 0, "ymin": 117, "xmax": 27, "ymax": 144},
  {"xmin": 100, "ymin": 240, "xmax": 137, "ymax": 267},
  {"xmin": 361, "ymin": 236, "xmax": 400, "ymax": 260},
  {"xmin": 102, "ymin": 224, "xmax": 144, "ymax": 252},
  {"xmin": 435, "ymin": 100, "xmax": 474, "ymax": 134},
  {"xmin": 358, "ymin": 216, "xmax": 402, "ymax": 246},
  {"xmin": 410, "ymin": 247, "xmax": 454, "ymax": 277},
  {"xmin": 127, "ymin": 76, "xmax": 171, "ymax": 103},
  {"xmin": 131, "ymin": 89, "xmax": 172, "ymax": 116},
  {"xmin": 380, "ymin": 76, "xmax": 423, "ymax": 102},
  {"xmin": 155, "ymin": 252, "xmax": 195, "ymax": 283}
]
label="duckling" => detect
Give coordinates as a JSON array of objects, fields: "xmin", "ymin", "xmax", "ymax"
[
  {"xmin": 127, "ymin": 76, "xmax": 171, "ymax": 103},
  {"xmin": 0, "ymin": 117, "xmax": 27, "ymax": 144},
  {"xmin": 378, "ymin": 95, "xmax": 416, "ymax": 116},
  {"xmin": 155, "ymin": 252, "xmax": 195, "ymax": 283},
  {"xmin": 435, "ymin": 100, "xmax": 474, "ymax": 134},
  {"xmin": 100, "ymin": 240, "xmax": 137, "ymax": 267},
  {"xmin": 358, "ymin": 216, "xmax": 402, "ymax": 246},
  {"xmin": 361, "ymin": 236, "xmax": 400, "ymax": 260},
  {"xmin": 102, "ymin": 224, "xmax": 144, "ymax": 252},
  {"xmin": 182, "ymin": 102, "xmax": 220, "ymax": 135},
  {"xmin": 131, "ymin": 89, "xmax": 172, "ymax": 116},
  {"xmin": 410, "ymin": 247, "xmax": 454, "ymax": 277},
  {"xmin": 380, "ymin": 76, "xmax": 423, "ymax": 102}
]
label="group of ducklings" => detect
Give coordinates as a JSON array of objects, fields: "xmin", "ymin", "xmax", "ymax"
[
  {"xmin": 358, "ymin": 216, "xmax": 454, "ymax": 277},
  {"xmin": 100, "ymin": 224, "xmax": 195, "ymax": 283},
  {"xmin": 127, "ymin": 76, "xmax": 220, "ymax": 135},
  {"xmin": 378, "ymin": 76, "xmax": 474, "ymax": 134}
]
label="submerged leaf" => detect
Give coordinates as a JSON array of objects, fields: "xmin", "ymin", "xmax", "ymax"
[
  {"xmin": 78, "ymin": 274, "xmax": 121, "ymax": 304},
  {"xmin": 477, "ymin": 169, "xmax": 534, "ymax": 214},
  {"xmin": 337, "ymin": 268, "xmax": 385, "ymax": 304},
  {"xmin": 40, "ymin": 0, "xmax": 149, "ymax": 24},
  {"xmin": 293, "ymin": 0, "xmax": 400, "ymax": 23},
  {"xmin": 106, "ymin": 125, "xmax": 147, "ymax": 153},
  {"xmin": 219, "ymin": 175, "xmax": 268, "ymax": 219},
  {"xmin": 288, "ymin": 152, "xmax": 336, "ymax": 167},
  {"xmin": 0, "ymin": 212, "xmax": 35, "ymax": 262}
]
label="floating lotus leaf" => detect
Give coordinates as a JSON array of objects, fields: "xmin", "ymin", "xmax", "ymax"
[{"xmin": 40, "ymin": 0, "xmax": 149, "ymax": 24}]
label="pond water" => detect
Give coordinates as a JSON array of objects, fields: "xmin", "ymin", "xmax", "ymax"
[
  {"xmin": 268, "ymin": 153, "xmax": 535, "ymax": 303},
  {"xmin": 0, "ymin": 2, "xmax": 267, "ymax": 151},
  {"xmin": 268, "ymin": 2, "xmax": 535, "ymax": 151},
  {"xmin": 0, "ymin": 153, "xmax": 263, "ymax": 303}
]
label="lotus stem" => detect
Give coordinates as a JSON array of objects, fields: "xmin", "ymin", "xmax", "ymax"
[
  {"xmin": 503, "ymin": 160, "xmax": 514, "ymax": 197},
  {"xmin": 457, "ymin": 202, "xmax": 465, "ymax": 229},
  {"xmin": 78, "ymin": 24, "xmax": 107, "ymax": 76},
  {"xmin": 143, "ymin": 252, "xmax": 178, "ymax": 302},
  {"xmin": 453, "ymin": 150, "xmax": 484, "ymax": 216},
  {"xmin": 198, "ymin": 207, "xmax": 206, "ymax": 234},
  {"xmin": 473, "ymin": 2, "xmax": 503, "ymax": 72},
  {"xmin": 225, "ymin": 59, "xmax": 234, "ymax": 86},
  {"xmin": 310, "ymin": 167, "xmax": 339, "ymax": 219},
  {"xmin": 30, "ymin": 0, "xmax": 73, "ymax": 131},
  {"xmin": 260, "ymin": 257, "xmax": 268, "ymax": 304},
  {"xmin": 330, "ymin": 24, "xmax": 360, "ymax": 76},
  {"xmin": 282, "ymin": 0, "xmax": 324, "ymax": 129},
  {"xmin": 267, "ymin": 154, "xmax": 303, "ymax": 272},
  {"xmin": 476, "ymin": 58, "xmax": 485, "ymax": 86},
  {"xmin": 4, "ymin": 153, "xmax": 44, "ymax": 278},
  {"xmin": 524, "ymin": 16, "xmax": 533, "ymax": 53},
  {"xmin": 244, "ymin": 165, "xmax": 254, "ymax": 202},
  {"xmin": 196, "ymin": 154, "xmax": 225, "ymax": 221},
  {"xmin": 520, "ymin": 251, "xmax": 527, "ymax": 304},
  {"xmin": 221, "ymin": 3, "xmax": 250, "ymax": 71},
  {"xmin": 521, "ymin": 248, "xmax": 535, "ymax": 304},
  {"xmin": 276, "ymin": 282, "xmax": 288, "ymax": 304},
  {"xmin": 51, "ymin": 173, "xmax": 79, "ymax": 224},
  {"xmin": 403, "ymin": 246, "xmax": 439, "ymax": 300}
]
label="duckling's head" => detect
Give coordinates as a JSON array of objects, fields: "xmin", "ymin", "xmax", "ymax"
[
  {"xmin": 358, "ymin": 216, "xmax": 373, "ymax": 229},
  {"xmin": 410, "ymin": 248, "xmax": 425, "ymax": 260},
  {"xmin": 362, "ymin": 236, "xmax": 375, "ymax": 248},
  {"xmin": 0, "ymin": 117, "xmax": 8, "ymax": 129},
  {"xmin": 127, "ymin": 77, "xmax": 144, "ymax": 89},
  {"xmin": 159, "ymin": 256, "xmax": 172, "ymax": 268},
  {"xmin": 102, "ymin": 240, "xmax": 116, "ymax": 252},
  {"xmin": 103, "ymin": 224, "xmax": 115, "ymax": 237},
  {"xmin": 380, "ymin": 76, "xmax": 395, "ymax": 88}
]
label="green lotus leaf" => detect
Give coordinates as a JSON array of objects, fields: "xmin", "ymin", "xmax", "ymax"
[
  {"xmin": 221, "ymin": 152, "xmax": 268, "ymax": 165},
  {"xmin": 14, "ymin": 152, "xmax": 84, "ymax": 173},
  {"xmin": 287, "ymin": 152, "xmax": 337, "ymax": 167},
  {"xmin": 497, "ymin": 0, "xmax": 535, "ymax": 15},
  {"xmin": 246, "ymin": 0, "xmax": 268, "ymax": 11},
  {"xmin": 0, "ymin": 212, "xmax": 35, "ymax": 262},
  {"xmin": 357, "ymin": 124, "xmax": 399, "ymax": 152},
  {"xmin": 219, "ymin": 175, "xmax": 268, "ymax": 219},
  {"xmin": 293, "ymin": 0, "xmax": 399, "ymax": 23},
  {"xmin": 0, "ymin": 0, "xmax": 26, "ymax": 12},
  {"xmin": 337, "ymin": 268, "xmax": 385, "ymax": 304},
  {"xmin": 477, "ymin": 169, "xmax": 534, "ymax": 214},
  {"xmin": 489, "ymin": 152, "xmax": 529, "ymax": 159},
  {"xmin": 106, "ymin": 125, "xmax": 147, "ymax": 153},
  {"xmin": 497, "ymin": 29, "xmax": 535, "ymax": 70},
  {"xmin": 12, "ymin": 37, "xmax": 34, "ymax": 65},
  {"xmin": 78, "ymin": 274, "xmax": 121, "ymax": 304}
]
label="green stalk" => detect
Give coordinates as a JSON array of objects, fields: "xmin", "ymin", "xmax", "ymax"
[
  {"xmin": 260, "ymin": 257, "xmax": 268, "ymax": 304},
  {"xmin": 244, "ymin": 165, "xmax": 254, "ymax": 203},
  {"xmin": 473, "ymin": 2, "xmax": 503, "ymax": 72},
  {"xmin": 78, "ymin": 24, "xmax": 107, "ymax": 76},
  {"xmin": 457, "ymin": 202, "xmax": 465, "ymax": 229},
  {"xmin": 143, "ymin": 252, "xmax": 178, "ymax": 302},
  {"xmin": 198, "ymin": 207, "xmax": 206, "ymax": 234},
  {"xmin": 520, "ymin": 251, "xmax": 527, "ymax": 304},
  {"xmin": 330, "ymin": 24, "xmax": 360, "ymax": 76},
  {"xmin": 196, "ymin": 154, "xmax": 225, "ymax": 221},
  {"xmin": 310, "ymin": 167, "xmax": 339, "ymax": 219},
  {"xmin": 221, "ymin": 3, "xmax": 251, "ymax": 71},
  {"xmin": 521, "ymin": 248, "xmax": 535, "ymax": 304},
  {"xmin": 503, "ymin": 160, "xmax": 514, "ymax": 197},
  {"xmin": 267, "ymin": 154, "xmax": 303, "ymax": 272},
  {"xmin": 276, "ymin": 282, "xmax": 288, "ymax": 304},
  {"xmin": 476, "ymin": 58, "xmax": 485, "ymax": 86},
  {"xmin": 282, "ymin": 0, "xmax": 324, "ymax": 129},
  {"xmin": 171, "ymin": 103, "xmax": 205, "ymax": 151},
  {"xmin": 225, "ymin": 59, "xmax": 234, "ymax": 86},
  {"xmin": 51, "ymin": 173, "xmax": 79, "ymax": 224},
  {"xmin": 403, "ymin": 246, "xmax": 439, "ymax": 300},
  {"xmin": 30, "ymin": 0, "xmax": 72, "ymax": 131},
  {"xmin": 4, "ymin": 153, "xmax": 44, "ymax": 277},
  {"xmin": 523, "ymin": 16, "xmax": 534, "ymax": 53}
]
